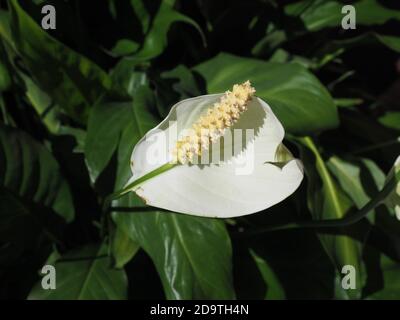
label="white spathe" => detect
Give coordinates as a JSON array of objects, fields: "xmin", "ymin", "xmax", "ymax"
[{"xmin": 127, "ymin": 93, "xmax": 304, "ymax": 218}]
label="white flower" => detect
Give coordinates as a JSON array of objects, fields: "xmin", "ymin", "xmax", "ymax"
[{"xmin": 124, "ymin": 81, "xmax": 304, "ymax": 218}]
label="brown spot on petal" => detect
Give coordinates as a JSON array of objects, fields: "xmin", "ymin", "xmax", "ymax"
[{"xmin": 135, "ymin": 187, "xmax": 148, "ymax": 204}]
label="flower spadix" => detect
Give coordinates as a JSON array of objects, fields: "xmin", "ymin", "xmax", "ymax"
[
  {"xmin": 173, "ymin": 81, "xmax": 255, "ymax": 164},
  {"xmin": 123, "ymin": 81, "xmax": 304, "ymax": 218}
]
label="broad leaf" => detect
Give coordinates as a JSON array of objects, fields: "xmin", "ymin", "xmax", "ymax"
[
  {"xmin": 299, "ymin": 137, "xmax": 364, "ymax": 298},
  {"xmin": 0, "ymin": 56, "xmax": 10, "ymax": 92},
  {"xmin": 327, "ymin": 157, "xmax": 385, "ymax": 212},
  {"xmin": 28, "ymin": 243, "xmax": 127, "ymax": 300},
  {"xmin": 85, "ymin": 86, "xmax": 159, "ymax": 184},
  {"xmin": 131, "ymin": 0, "xmax": 205, "ymax": 60},
  {"xmin": 365, "ymin": 254, "xmax": 400, "ymax": 299},
  {"xmin": 250, "ymin": 250, "xmax": 285, "ymax": 300},
  {"xmin": 110, "ymin": 222, "xmax": 140, "ymax": 269},
  {"xmin": 379, "ymin": 112, "xmax": 400, "ymax": 130},
  {"xmin": 375, "ymin": 34, "xmax": 400, "ymax": 53},
  {"xmin": 111, "ymin": 39, "xmax": 140, "ymax": 57},
  {"xmin": 6, "ymin": 0, "xmax": 112, "ymax": 123},
  {"xmin": 113, "ymin": 207, "xmax": 235, "ymax": 300},
  {"xmin": 285, "ymin": 0, "xmax": 400, "ymax": 32},
  {"xmin": 0, "ymin": 124, "xmax": 74, "ymax": 222},
  {"xmin": 85, "ymin": 101, "xmax": 133, "ymax": 183}
]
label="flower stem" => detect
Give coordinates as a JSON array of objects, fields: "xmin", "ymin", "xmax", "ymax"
[
  {"xmin": 102, "ymin": 162, "xmax": 178, "ymax": 214},
  {"xmin": 100, "ymin": 162, "xmax": 178, "ymax": 238}
]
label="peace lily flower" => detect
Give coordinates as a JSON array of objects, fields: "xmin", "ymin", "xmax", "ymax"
[{"xmin": 119, "ymin": 81, "xmax": 304, "ymax": 218}]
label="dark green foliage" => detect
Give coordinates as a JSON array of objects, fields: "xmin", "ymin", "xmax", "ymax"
[{"xmin": 0, "ymin": 0, "xmax": 400, "ymax": 300}]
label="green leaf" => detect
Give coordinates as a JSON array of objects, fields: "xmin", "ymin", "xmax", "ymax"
[
  {"xmin": 58, "ymin": 126, "xmax": 86, "ymax": 153},
  {"xmin": 299, "ymin": 137, "xmax": 364, "ymax": 298},
  {"xmin": 85, "ymin": 86, "xmax": 159, "ymax": 184},
  {"xmin": 117, "ymin": 92, "xmax": 159, "ymax": 188},
  {"xmin": 327, "ymin": 157, "xmax": 385, "ymax": 212},
  {"xmin": 0, "ymin": 58, "xmax": 10, "ymax": 92},
  {"xmin": 113, "ymin": 207, "xmax": 235, "ymax": 299},
  {"xmin": 366, "ymin": 254, "xmax": 400, "ymax": 299},
  {"xmin": 0, "ymin": 124, "xmax": 74, "ymax": 222},
  {"xmin": 28, "ymin": 243, "xmax": 127, "ymax": 300},
  {"xmin": 375, "ymin": 34, "xmax": 400, "ymax": 53},
  {"xmin": 154, "ymin": 65, "xmax": 203, "ymax": 118},
  {"xmin": 110, "ymin": 61, "xmax": 149, "ymax": 98},
  {"xmin": 379, "ymin": 112, "xmax": 400, "ymax": 130},
  {"xmin": 110, "ymin": 223, "xmax": 140, "ymax": 269},
  {"xmin": 19, "ymin": 73, "xmax": 60, "ymax": 133},
  {"xmin": 0, "ymin": 188, "xmax": 59, "ymax": 265},
  {"xmin": 250, "ymin": 250, "xmax": 285, "ymax": 300},
  {"xmin": 285, "ymin": 0, "xmax": 400, "ymax": 32},
  {"xmin": 130, "ymin": 0, "xmax": 151, "ymax": 34},
  {"xmin": 111, "ymin": 39, "xmax": 140, "ymax": 57},
  {"xmin": 161, "ymin": 65, "xmax": 202, "ymax": 100},
  {"xmin": 194, "ymin": 53, "xmax": 338, "ymax": 135},
  {"xmin": 85, "ymin": 101, "xmax": 133, "ymax": 183},
  {"xmin": 384, "ymin": 157, "xmax": 400, "ymax": 219},
  {"xmin": 334, "ymin": 98, "xmax": 363, "ymax": 108},
  {"xmin": 6, "ymin": 0, "xmax": 112, "ymax": 123},
  {"xmin": 132, "ymin": 1, "xmax": 205, "ymax": 60}
]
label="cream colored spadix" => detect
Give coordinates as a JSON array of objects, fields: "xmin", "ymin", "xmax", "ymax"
[{"xmin": 124, "ymin": 81, "xmax": 304, "ymax": 218}]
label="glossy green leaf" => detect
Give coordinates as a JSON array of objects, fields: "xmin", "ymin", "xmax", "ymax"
[
  {"xmin": 110, "ymin": 61, "xmax": 149, "ymax": 98},
  {"xmin": 110, "ymin": 223, "xmax": 140, "ymax": 269},
  {"xmin": 111, "ymin": 39, "xmax": 140, "ymax": 57},
  {"xmin": 116, "ymin": 87, "xmax": 160, "ymax": 188},
  {"xmin": 113, "ymin": 208, "xmax": 235, "ymax": 300},
  {"xmin": 161, "ymin": 65, "xmax": 202, "ymax": 100},
  {"xmin": 327, "ymin": 157, "xmax": 385, "ymax": 211},
  {"xmin": 0, "ymin": 58, "xmax": 10, "ymax": 92},
  {"xmin": 364, "ymin": 247, "xmax": 400, "ymax": 299},
  {"xmin": 384, "ymin": 156, "xmax": 400, "ymax": 219},
  {"xmin": 379, "ymin": 112, "xmax": 400, "ymax": 130},
  {"xmin": 85, "ymin": 86, "xmax": 159, "ymax": 184},
  {"xmin": 28, "ymin": 243, "xmax": 127, "ymax": 300},
  {"xmin": 6, "ymin": 0, "xmax": 112, "ymax": 123},
  {"xmin": 375, "ymin": 34, "xmax": 400, "ymax": 53},
  {"xmin": 132, "ymin": 1, "xmax": 205, "ymax": 60},
  {"xmin": 19, "ymin": 73, "xmax": 60, "ymax": 133},
  {"xmin": 250, "ymin": 250, "xmax": 285, "ymax": 300},
  {"xmin": 194, "ymin": 53, "xmax": 338, "ymax": 134},
  {"xmin": 85, "ymin": 101, "xmax": 133, "ymax": 183},
  {"xmin": 299, "ymin": 137, "xmax": 364, "ymax": 298},
  {"xmin": 285, "ymin": 0, "xmax": 400, "ymax": 32}
]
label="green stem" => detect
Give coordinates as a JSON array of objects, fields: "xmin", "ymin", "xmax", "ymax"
[
  {"xmin": 351, "ymin": 138, "xmax": 400, "ymax": 155},
  {"xmin": 102, "ymin": 162, "xmax": 177, "ymax": 214},
  {"xmin": 100, "ymin": 162, "xmax": 177, "ymax": 237}
]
